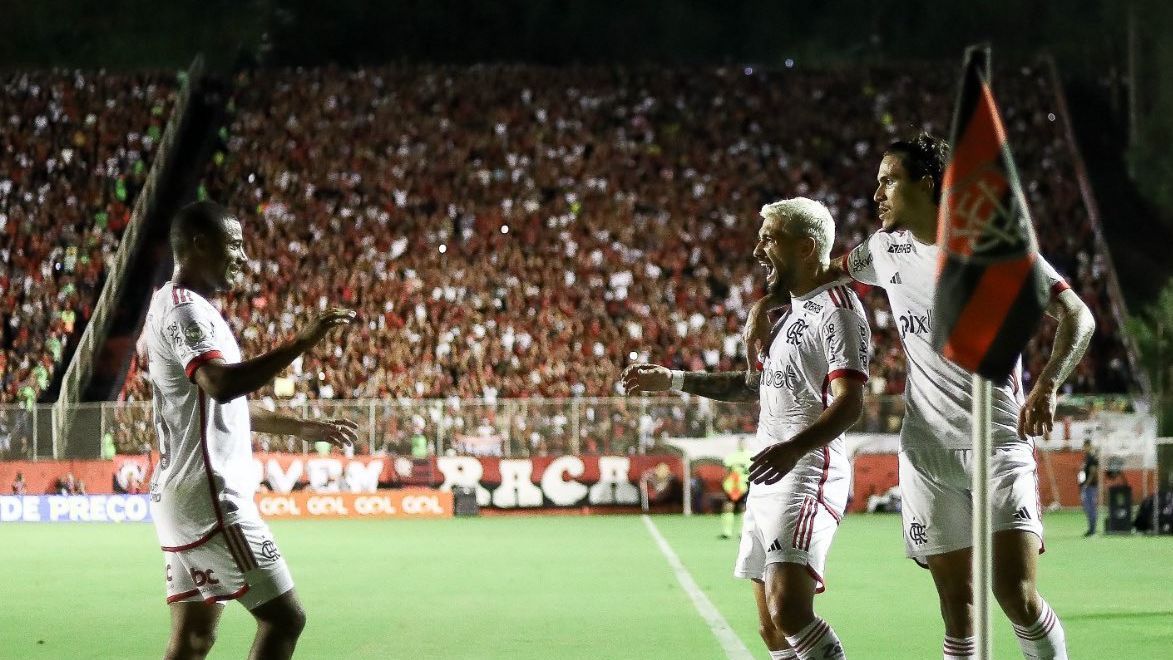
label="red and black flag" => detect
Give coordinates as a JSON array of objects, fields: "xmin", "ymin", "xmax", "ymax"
[{"xmin": 932, "ymin": 45, "xmax": 1050, "ymax": 382}]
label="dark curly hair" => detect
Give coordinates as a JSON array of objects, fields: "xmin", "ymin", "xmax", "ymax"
[{"xmin": 885, "ymin": 133, "xmax": 951, "ymax": 204}]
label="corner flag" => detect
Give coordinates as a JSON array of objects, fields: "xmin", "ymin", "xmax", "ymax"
[{"xmin": 932, "ymin": 45, "xmax": 1049, "ymax": 381}]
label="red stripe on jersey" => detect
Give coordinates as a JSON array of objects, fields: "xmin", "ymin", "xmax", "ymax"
[
  {"xmin": 160, "ymin": 525, "xmax": 222, "ymax": 552},
  {"xmin": 837, "ymin": 286, "xmax": 854, "ymax": 311},
  {"xmin": 1050, "ymin": 280, "xmax": 1070, "ymax": 299},
  {"xmin": 185, "ymin": 350, "xmax": 223, "ymax": 380},
  {"xmin": 198, "ymin": 389, "xmax": 226, "ymax": 531},
  {"xmin": 826, "ymin": 368, "xmax": 868, "ymax": 384},
  {"xmin": 827, "ymin": 287, "xmax": 842, "ymax": 308},
  {"xmin": 814, "ymin": 446, "xmax": 835, "ymax": 527},
  {"xmin": 172, "ymin": 288, "xmax": 179, "ymax": 305},
  {"xmin": 166, "ymin": 589, "xmax": 200, "ymax": 603}
]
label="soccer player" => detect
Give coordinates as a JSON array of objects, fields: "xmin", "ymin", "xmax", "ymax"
[
  {"xmin": 753, "ymin": 133, "xmax": 1093, "ymax": 660},
  {"xmin": 623, "ymin": 198, "xmax": 867, "ymax": 660},
  {"xmin": 721, "ymin": 437, "xmax": 752, "ymax": 539},
  {"xmin": 143, "ymin": 201, "xmax": 359, "ymax": 660}
]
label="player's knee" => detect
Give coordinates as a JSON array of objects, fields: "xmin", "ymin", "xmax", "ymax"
[
  {"xmin": 167, "ymin": 629, "xmax": 216, "ymax": 659},
  {"xmin": 770, "ymin": 599, "xmax": 814, "ymax": 637},
  {"xmin": 281, "ymin": 605, "xmax": 308, "ymax": 637},
  {"xmin": 933, "ymin": 581, "xmax": 973, "ymax": 633},
  {"xmin": 257, "ymin": 601, "xmax": 307, "ymax": 638},
  {"xmin": 992, "ymin": 578, "xmax": 1039, "ymax": 624}
]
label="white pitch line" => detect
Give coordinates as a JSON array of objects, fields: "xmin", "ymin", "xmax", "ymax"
[{"xmin": 641, "ymin": 514, "xmax": 754, "ymax": 660}]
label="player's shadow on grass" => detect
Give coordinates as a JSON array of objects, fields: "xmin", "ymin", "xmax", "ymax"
[{"xmin": 1060, "ymin": 610, "xmax": 1173, "ymax": 622}]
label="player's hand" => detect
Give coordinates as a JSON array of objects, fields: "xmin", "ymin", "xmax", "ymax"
[
  {"xmin": 621, "ymin": 363, "xmax": 672, "ymax": 395},
  {"xmin": 296, "ymin": 308, "xmax": 356, "ymax": 350},
  {"xmin": 1018, "ymin": 381, "xmax": 1056, "ymax": 438},
  {"xmin": 744, "ymin": 291, "xmax": 788, "ymax": 367},
  {"xmin": 747, "ymin": 441, "xmax": 805, "ymax": 486},
  {"xmin": 301, "ymin": 418, "xmax": 360, "ymax": 448}
]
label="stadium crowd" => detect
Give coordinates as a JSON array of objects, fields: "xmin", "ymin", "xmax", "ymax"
[
  {"xmin": 0, "ymin": 71, "xmax": 175, "ymax": 409},
  {"xmin": 1, "ymin": 64, "xmax": 1130, "ymax": 455}
]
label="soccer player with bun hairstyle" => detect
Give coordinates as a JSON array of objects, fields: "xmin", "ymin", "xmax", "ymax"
[
  {"xmin": 749, "ymin": 133, "xmax": 1094, "ymax": 660},
  {"xmin": 625, "ymin": 197, "xmax": 867, "ymax": 659},
  {"xmin": 142, "ymin": 200, "xmax": 359, "ymax": 660}
]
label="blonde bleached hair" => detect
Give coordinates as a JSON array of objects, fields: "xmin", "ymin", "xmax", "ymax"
[{"xmin": 759, "ymin": 197, "xmax": 835, "ymax": 262}]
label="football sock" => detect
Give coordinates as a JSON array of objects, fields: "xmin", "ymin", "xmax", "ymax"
[
  {"xmin": 942, "ymin": 635, "xmax": 975, "ymax": 659},
  {"xmin": 769, "ymin": 649, "xmax": 797, "ymax": 659},
  {"xmin": 1012, "ymin": 599, "xmax": 1068, "ymax": 659},
  {"xmin": 784, "ymin": 617, "xmax": 844, "ymax": 659}
]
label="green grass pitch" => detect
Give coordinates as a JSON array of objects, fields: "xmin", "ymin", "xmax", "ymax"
[{"xmin": 1, "ymin": 511, "xmax": 1170, "ymax": 658}]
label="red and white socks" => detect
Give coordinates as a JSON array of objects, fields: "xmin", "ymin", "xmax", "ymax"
[
  {"xmin": 784, "ymin": 617, "xmax": 845, "ymax": 659},
  {"xmin": 943, "ymin": 635, "xmax": 975, "ymax": 659},
  {"xmin": 1012, "ymin": 599, "xmax": 1068, "ymax": 659}
]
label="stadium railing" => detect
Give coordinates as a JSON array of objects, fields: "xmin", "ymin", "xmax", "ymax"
[{"xmin": 2, "ymin": 395, "xmax": 1163, "ymax": 516}]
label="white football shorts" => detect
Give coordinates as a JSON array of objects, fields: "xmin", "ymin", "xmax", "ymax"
[
  {"xmin": 899, "ymin": 441, "xmax": 1044, "ymax": 565},
  {"xmin": 162, "ymin": 511, "xmax": 293, "ymax": 610},
  {"xmin": 734, "ymin": 447, "xmax": 849, "ymax": 593}
]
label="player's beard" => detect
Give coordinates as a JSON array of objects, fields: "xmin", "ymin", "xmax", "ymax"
[
  {"xmin": 768, "ymin": 261, "xmax": 793, "ymax": 297},
  {"xmin": 878, "ymin": 206, "xmax": 902, "ymax": 233}
]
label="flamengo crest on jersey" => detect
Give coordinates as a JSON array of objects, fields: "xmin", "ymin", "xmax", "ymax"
[
  {"xmin": 753, "ymin": 281, "xmax": 870, "ymax": 465},
  {"xmin": 144, "ymin": 282, "xmax": 257, "ymax": 549},
  {"xmin": 842, "ymin": 230, "xmax": 1071, "ymax": 449}
]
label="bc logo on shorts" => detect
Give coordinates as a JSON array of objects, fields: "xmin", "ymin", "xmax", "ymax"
[{"xmin": 908, "ymin": 521, "xmax": 928, "ymax": 545}]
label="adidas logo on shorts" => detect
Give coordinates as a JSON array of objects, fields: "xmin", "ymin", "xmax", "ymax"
[
  {"xmin": 1012, "ymin": 506, "xmax": 1032, "ymax": 521},
  {"xmin": 767, "ymin": 538, "xmax": 783, "ymax": 552},
  {"xmin": 890, "ymin": 272, "xmax": 902, "ymax": 284}
]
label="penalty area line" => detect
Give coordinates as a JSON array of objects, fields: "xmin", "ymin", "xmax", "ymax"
[{"xmin": 641, "ymin": 514, "xmax": 753, "ymax": 660}]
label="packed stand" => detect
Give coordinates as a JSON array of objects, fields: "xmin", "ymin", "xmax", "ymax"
[
  {"xmin": 0, "ymin": 71, "xmax": 176, "ymax": 411},
  {"xmin": 117, "ymin": 63, "xmax": 1130, "ymax": 454}
]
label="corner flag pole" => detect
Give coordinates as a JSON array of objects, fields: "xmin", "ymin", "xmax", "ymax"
[
  {"xmin": 972, "ymin": 375, "xmax": 993, "ymax": 660},
  {"xmin": 935, "ymin": 43, "xmax": 1051, "ymax": 656}
]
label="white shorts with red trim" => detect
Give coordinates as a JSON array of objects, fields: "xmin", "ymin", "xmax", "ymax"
[
  {"xmin": 163, "ymin": 512, "xmax": 293, "ymax": 610},
  {"xmin": 899, "ymin": 441, "xmax": 1045, "ymax": 565},
  {"xmin": 733, "ymin": 447, "xmax": 848, "ymax": 593}
]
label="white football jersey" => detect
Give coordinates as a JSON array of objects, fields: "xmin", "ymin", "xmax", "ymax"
[
  {"xmin": 753, "ymin": 280, "xmax": 871, "ymax": 468},
  {"xmin": 144, "ymin": 282, "xmax": 257, "ymax": 549},
  {"xmin": 842, "ymin": 230, "xmax": 1070, "ymax": 449}
]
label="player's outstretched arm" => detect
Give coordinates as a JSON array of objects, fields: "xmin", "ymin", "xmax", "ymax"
[
  {"xmin": 748, "ymin": 376, "xmax": 864, "ymax": 485},
  {"xmin": 250, "ymin": 407, "xmax": 359, "ymax": 448},
  {"xmin": 1018, "ymin": 289, "xmax": 1096, "ymax": 437},
  {"xmin": 620, "ymin": 363, "xmax": 759, "ymax": 402},
  {"xmin": 193, "ymin": 308, "xmax": 356, "ymax": 403}
]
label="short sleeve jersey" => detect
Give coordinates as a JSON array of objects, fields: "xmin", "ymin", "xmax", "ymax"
[
  {"xmin": 842, "ymin": 230, "xmax": 1070, "ymax": 449},
  {"xmin": 144, "ymin": 282, "xmax": 256, "ymax": 549},
  {"xmin": 754, "ymin": 281, "xmax": 871, "ymax": 459}
]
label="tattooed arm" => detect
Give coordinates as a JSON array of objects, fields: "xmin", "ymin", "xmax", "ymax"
[
  {"xmin": 620, "ymin": 364, "xmax": 760, "ymax": 402},
  {"xmin": 1018, "ymin": 288, "xmax": 1096, "ymax": 437},
  {"xmin": 681, "ymin": 370, "xmax": 761, "ymax": 402}
]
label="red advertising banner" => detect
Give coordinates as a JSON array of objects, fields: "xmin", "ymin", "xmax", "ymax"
[
  {"xmin": 0, "ymin": 451, "xmax": 1137, "ymax": 510},
  {"xmin": 255, "ymin": 489, "xmax": 453, "ymax": 519}
]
